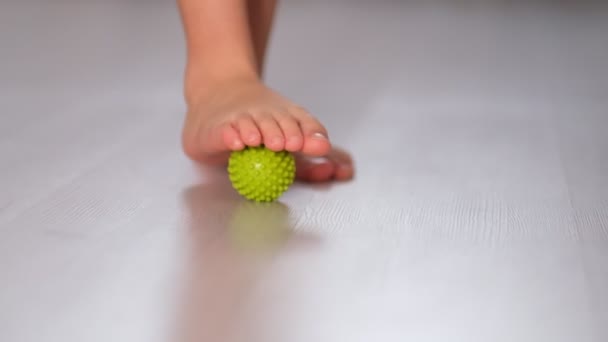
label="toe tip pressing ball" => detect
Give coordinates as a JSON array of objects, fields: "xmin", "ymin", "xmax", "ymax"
[{"xmin": 228, "ymin": 146, "xmax": 296, "ymax": 202}]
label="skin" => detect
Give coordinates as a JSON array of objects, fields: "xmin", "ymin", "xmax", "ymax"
[{"xmin": 177, "ymin": 0, "xmax": 354, "ymax": 182}]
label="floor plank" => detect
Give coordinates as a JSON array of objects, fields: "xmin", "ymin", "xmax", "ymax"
[{"xmin": 1, "ymin": 1, "xmax": 607, "ymax": 341}]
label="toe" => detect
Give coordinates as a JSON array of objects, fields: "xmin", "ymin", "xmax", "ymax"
[
  {"xmin": 328, "ymin": 147, "xmax": 353, "ymax": 165},
  {"xmin": 328, "ymin": 148, "xmax": 355, "ymax": 180},
  {"xmin": 292, "ymin": 108, "xmax": 331, "ymax": 156},
  {"xmin": 295, "ymin": 155, "xmax": 336, "ymax": 182},
  {"xmin": 235, "ymin": 114, "xmax": 262, "ymax": 146},
  {"xmin": 256, "ymin": 114, "xmax": 285, "ymax": 151},
  {"xmin": 334, "ymin": 163, "xmax": 354, "ymax": 180},
  {"xmin": 220, "ymin": 122, "xmax": 244, "ymax": 151},
  {"xmin": 294, "ymin": 147, "xmax": 354, "ymax": 182},
  {"xmin": 275, "ymin": 114, "xmax": 303, "ymax": 152}
]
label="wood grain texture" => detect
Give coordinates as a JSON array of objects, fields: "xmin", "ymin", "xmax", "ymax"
[{"xmin": 1, "ymin": 0, "xmax": 607, "ymax": 341}]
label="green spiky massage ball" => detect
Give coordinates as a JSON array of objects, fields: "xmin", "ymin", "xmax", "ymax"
[{"xmin": 228, "ymin": 146, "xmax": 296, "ymax": 202}]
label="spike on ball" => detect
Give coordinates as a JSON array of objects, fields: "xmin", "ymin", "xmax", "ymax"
[{"xmin": 228, "ymin": 146, "xmax": 296, "ymax": 202}]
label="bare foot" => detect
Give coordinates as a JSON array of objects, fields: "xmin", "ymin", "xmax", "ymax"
[{"xmin": 182, "ymin": 78, "xmax": 354, "ymax": 182}]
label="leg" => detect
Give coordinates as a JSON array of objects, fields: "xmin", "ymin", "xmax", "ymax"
[
  {"xmin": 178, "ymin": 0, "xmax": 353, "ymax": 182},
  {"xmin": 247, "ymin": 0, "xmax": 277, "ymax": 75}
]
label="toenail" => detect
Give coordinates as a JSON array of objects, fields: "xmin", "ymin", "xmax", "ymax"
[
  {"xmin": 312, "ymin": 132, "xmax": 327, "ymax": 140},
  {"xmin": 272, "ymin": 136, "xmax": 283, "ymax": 145}
]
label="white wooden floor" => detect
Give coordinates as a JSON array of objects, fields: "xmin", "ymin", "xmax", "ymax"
[{"xmin": 1, "ymin": 0, "xmax": 607, "ymax": 341}]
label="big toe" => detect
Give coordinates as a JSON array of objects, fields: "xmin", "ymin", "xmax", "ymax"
[
  {"xmin": 301, "ymin": 133, "xmax": 331, "ymax": 156},
  {"xmin": 328, "ymin": 147, "xmax": 354, "ymax": 181},
  {"xmin": 295, "ymin": 156, "xmax": 335, "ymax": 182},
  {"xmin": 295, "ymin": 147, "xmax": 354, "ymax": 183}
]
